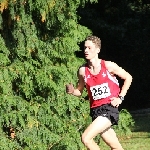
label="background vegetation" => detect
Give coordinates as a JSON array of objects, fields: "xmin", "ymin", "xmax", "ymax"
[{"xmin": 0, "ymin": 0, "xmax": 149, "ymax": 149}]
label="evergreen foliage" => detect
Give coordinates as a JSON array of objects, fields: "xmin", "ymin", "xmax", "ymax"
[
  {"xmin": 0, "ymin": 0, "xmax": 135, "ymax": 149},
  {"xmin": 0, "ymin": 0, "xmax": 97, "ymax": 149},
  {"xmin": 113, "ymin": 109, "xmax": 135, "ymax": 136}
]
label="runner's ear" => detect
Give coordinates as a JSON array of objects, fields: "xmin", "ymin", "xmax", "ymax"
[{"xmin": 97, "ymin": 48, "xmax": 100, "ymax": 53}]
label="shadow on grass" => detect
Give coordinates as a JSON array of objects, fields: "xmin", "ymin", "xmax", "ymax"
[{"xmin": 132, "ymin": 115, "xmax": 150, "ymax": 133}]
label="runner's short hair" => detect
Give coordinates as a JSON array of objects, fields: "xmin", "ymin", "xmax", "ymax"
[{"xmin": 86, "ymin": 35, "xmax": 101, "ymax": 49}]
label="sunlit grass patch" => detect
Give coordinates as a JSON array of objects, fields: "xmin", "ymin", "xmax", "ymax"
[{"xmin": 99, "ymin": 115, "xmax": 150, "ymax": 150}]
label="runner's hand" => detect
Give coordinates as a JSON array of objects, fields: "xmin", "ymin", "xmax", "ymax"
[
  {"xmin": 66, "ymin": 83, "xmax": 74, "ymax": 94},
  {"xmin": 110, "ymin": 97, "xmax": 122, "ymax": 107}
]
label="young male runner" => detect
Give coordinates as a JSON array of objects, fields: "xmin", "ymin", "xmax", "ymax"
[{"xmin": 66, "ymin": 35, "xmax": 132, "ymax": 150}]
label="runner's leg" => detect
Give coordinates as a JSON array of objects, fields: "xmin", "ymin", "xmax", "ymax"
[
  {"xmin": 81, "ymin": 116, "xmax": 112, "ymax": 150},
  {"xmin": 101, "ymin": 127, "xmax": 124, "ymax": 150}
]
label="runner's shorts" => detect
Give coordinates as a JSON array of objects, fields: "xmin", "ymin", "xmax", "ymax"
[{"xmin": 90, "ymin": 103, "xmax": 119, "ymax": 125}]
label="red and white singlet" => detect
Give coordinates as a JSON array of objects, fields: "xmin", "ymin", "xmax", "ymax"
[{"xmin": 84, "ymin": 60, "xmax": 120, "ymax": 108}]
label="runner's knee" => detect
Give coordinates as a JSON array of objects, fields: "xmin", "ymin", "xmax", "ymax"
[{"xmin": 81, "ymin": 134, "xmax": 92, "ymax": 147}]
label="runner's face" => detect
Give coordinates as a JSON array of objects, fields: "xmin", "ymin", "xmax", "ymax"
[{"xmin": 84, "ymin": 40, "xmax": 100, "ymax": 60}]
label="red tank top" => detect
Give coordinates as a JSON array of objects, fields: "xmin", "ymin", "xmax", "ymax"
[{"xmin": 84, "ymin": 60, "xmax": 120, "ymax": 108}]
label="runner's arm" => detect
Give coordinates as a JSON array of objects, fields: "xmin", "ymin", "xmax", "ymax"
[
  {"xmin": 71, "ymin": 67, "xmax": 85, "ymax": 97},
  {"xmin": 105, "ymin": 61, "xmax": 132, "ymax": 97}
]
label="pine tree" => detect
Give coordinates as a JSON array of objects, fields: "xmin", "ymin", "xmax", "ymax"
[{"xmin": 0, "ymin": 0, "xmax": 97, "ymax": 149}]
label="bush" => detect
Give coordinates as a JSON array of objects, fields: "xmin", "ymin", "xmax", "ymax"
[{"xmin": 113, "ymin": 109, "xmax": 135, "ymax": 136}]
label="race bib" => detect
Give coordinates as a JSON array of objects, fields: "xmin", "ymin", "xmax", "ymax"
[{"xmin": 90, "ymin": 83, "xmax": 111, "ymax": 100}]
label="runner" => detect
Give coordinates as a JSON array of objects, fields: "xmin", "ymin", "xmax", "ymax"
[{"xmin": 66, "ymin": 35, "xmax": 132, "ymax": 150}]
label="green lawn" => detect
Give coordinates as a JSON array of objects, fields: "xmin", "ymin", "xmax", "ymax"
[{"xmin": 100, "ymin": 115, "xmax": 150, "ymax": 150}]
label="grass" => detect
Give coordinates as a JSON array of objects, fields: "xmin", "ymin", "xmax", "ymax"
[{"xmin": 100, "ymin": 115, "xmax": 150, "ymax": 150}]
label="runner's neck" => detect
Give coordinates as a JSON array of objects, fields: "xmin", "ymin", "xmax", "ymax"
[{"xmin": 87, "ymin": 59, "xmax": 101, "ymax": 69}]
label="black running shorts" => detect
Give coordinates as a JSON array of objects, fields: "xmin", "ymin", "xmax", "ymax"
[{"xmin": 90, "ymin": 103, "xmax": 119, "ymax": 125}]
